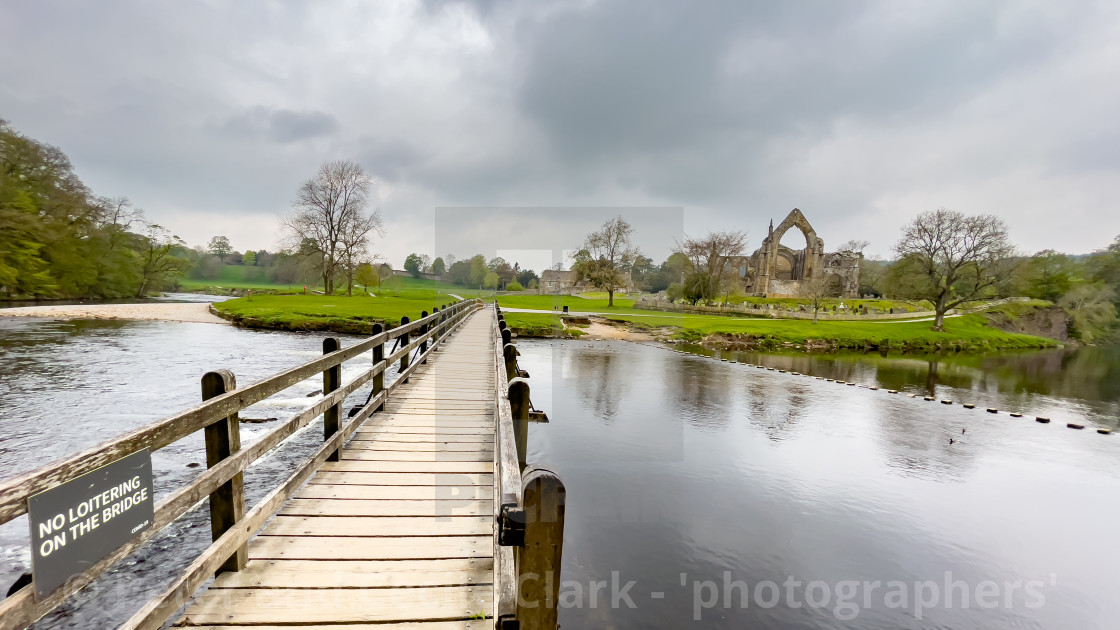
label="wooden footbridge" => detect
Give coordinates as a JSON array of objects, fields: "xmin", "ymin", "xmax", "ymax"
[{"xmin": 0, "ymin": 301, "xmax": 564, "ymax": 629}]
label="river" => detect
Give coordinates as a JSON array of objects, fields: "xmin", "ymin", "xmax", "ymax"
[{"xmin": 1, "ymin": 312, "xmax": 1117, "ymax": 628}]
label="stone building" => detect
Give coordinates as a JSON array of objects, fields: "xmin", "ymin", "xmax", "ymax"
[
  {"xmin": 733, "ymin": 208, "xmax": 861, "ymax": 298},
  {"xmin": 540, "ymin": 269, "xmax": 579, "ymax": 293}
]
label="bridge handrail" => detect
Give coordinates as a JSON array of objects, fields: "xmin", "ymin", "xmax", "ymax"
[
  {"xmin": 491, "ymin": 304, "xmax": 521, "ymax": 627},
  {"xmin": 0, "ymin": 297, "xmax": 482, "ymax": 630}
]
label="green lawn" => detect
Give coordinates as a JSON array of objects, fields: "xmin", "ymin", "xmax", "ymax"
[
  {"xmin": 213, "ymin": 290, "xmax": 466, "ymax": 334},
  {"xmin": 494, "ymin": 294, "xmax": 637, "ymax": 312},
  {"xmin": 599, "ymin": 312, "xmax": 1054, "ymax": 349}
]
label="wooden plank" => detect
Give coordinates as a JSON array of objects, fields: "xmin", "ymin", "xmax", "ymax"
[
  {"xmin": 296, "ymin": 484, "xmax": 492, "ymax": 501},
  {"xmin": 320, "ymin": 460, "xmax": 493, "ymax": 474},
  {"xmin": 309, "ymin": 472, "xmax": 492, "ymax": 486},
  {"xmin": 355, "ymin": 426, "xmax": 493, "ymax": 436},
  {"xmin": 279, "ymin": 498, "xmax": 492, "ymax": 517},
  {"xmin": 209, "ymin": 558, "xmax": 493, "ymax": 588},
  {"xmin": 346, "ymin": 441, "xmax": 494, "ymax": 452},
  {"xmin": 187, "ymin": 622, "xmax": 489, "ymax": 630},
  {"xmin": 342, "ymin": 450, "xmax": 493, "ymax": 462},
  {"xmin": 249, "ymin": 535, "xmax": 493, "ymax": 560},
  {"xmin": 261, "ymin": 515, "xmax": 491, "ymax": 537},
  {"xmin": 181, "ymin": 585, "xmax": 492, "ymax": 625}
]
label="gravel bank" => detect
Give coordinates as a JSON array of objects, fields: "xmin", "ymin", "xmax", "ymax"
[{"xmin": 0, "ymin": 302, "xmax": 228, "ymax": 324}]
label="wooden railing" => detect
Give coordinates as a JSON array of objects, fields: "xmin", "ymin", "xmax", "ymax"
[
  {"xmin": 0, "ymin": 298, "xmax": 482, "ymax": 630},
  {"xmin": 491, "ymin": 304, "xmax": 566, "ymax": 630}
]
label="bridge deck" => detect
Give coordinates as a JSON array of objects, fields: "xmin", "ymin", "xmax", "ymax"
[{"xmin": 177, "ymin": 309, "xmax": 495, "ymax": 628}]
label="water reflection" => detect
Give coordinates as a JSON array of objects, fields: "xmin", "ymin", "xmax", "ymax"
[
  {"xmin": 684, "ymin": 344, "xmax": 1120, "ymax": 430},
  {"xmin": 520, "ymin": 340, "xmax": 1120, "ymax": 629}
]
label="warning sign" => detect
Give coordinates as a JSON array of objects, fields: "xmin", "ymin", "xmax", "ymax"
[{"xmin": 28, "ymin": 449, "xmax": 154, "ymax": 599}]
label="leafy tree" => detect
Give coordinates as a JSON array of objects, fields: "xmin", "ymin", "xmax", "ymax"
[
  {"xmin": 1059, "ymin": 284, "xmax": 1117, "ymax": 343},
  {"xmin": 431, "ymin": 256, "xmax": 446, "ymax": 276},
  {"xmin": 487, "ymin": 257, "xmax": 516, "ymax": 286},
  {"xmin": 506, "ymin": 280, "xmax": 524, "ymax": 291},
  {"xmin": 208, "ymin": 236, "xmax": 232, "ymax": 262},
  {"xmin": 136, "ymin": 223, "xmax": 188, "ymax": 296},
  {"xmin": 404, "ymin": 253, "xmax": 424, "ymax": 278},
  {"xmin": 242, "ymin": 250, "xmax": 257, "ymax": 266},
  {"xmin": 469, "ymin": 255, "xmax": 488, "ymax": 287},
  {"xmin": 378, "ymin": 263, "xmax": 394, "ymax": 289},
  {"xmin": 447, "ymin": 259, "xmax": 472, "ymax": 285},
  {"xmin": 1019, "ymin": 250, "xmax": 1081, "ymax": 302},
  {"xmin": 355, "ymin": 262, "xmax": 378, "ymax": 292},
  {"xmin": 483, "ymin": 271, "xmax": 500, "ymax": 290},
  {"xmin": 892, "ymin": 208, "xmax": 1017, "ymax": 331},
  {"xmin": 516, "ymin": 268, "xmax": 538, "ymax": 288},
  {"xmin": 578, "ymin": 216, "xmax": 640, "ymax": 306}
]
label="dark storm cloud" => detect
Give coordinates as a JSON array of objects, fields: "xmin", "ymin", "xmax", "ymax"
[{"xmin": 512, "ymin": 0, "xmax": 1074, "ymax": 205}]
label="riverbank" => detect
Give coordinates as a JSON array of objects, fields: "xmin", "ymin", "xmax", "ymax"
[
  {"xmin": 505, "ymin": 311, "xmax": 1057, "ymax": 351},
  {"xmin": 203, "ymin": 294, "xmax": 1059, "ymax": 352},
  {"xmin": 0, "ymin": 302, "xmax": 227, "ymax": 324},
  {"xmin": 211, "ymin": 293, "xmax": 461, "ymax": 334}
]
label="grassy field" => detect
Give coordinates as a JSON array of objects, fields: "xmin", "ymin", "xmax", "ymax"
[
  {"xmin": 212, "ymin": 284, "xmax": 468, "ymax": 333},
  {"xmin": 494, "ymin": 293, "xmax": 637, "ymax": 311},
  {"xmin": 599, "ymin": 311, "xmax": 1054, "ymax": 350},
  {"xmin": 208, "ymin": 277, "xmax": 1056, "ymax": 351}
]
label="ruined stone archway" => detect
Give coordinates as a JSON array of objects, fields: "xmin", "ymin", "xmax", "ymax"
[{"xmin": 764, "ymin": 208, "xmax": 822, "ymax": 284}]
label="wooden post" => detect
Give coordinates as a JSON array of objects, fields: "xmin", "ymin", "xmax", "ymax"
[
  {"xmin": 323, "ymin": 337, "xmax": 341, "ymax": 462},
  {"xmin": 419, "ymin": 310, "xmax": 429, "ymax": 364},
  {"xmin": 201, "ymin": 370, "xmax": 247, "ymax": 573},
  {"xmin": 399, "ymin": 316, "xmax": 411, "ymax": 383},
  {"xmin": 504, "ymin": 344, "xmax": 519, "ymax": 383},
  {"xmin": 431, "ymin": 307, "xmax": 440, "ymax": 350},
  {"xmin": 509, "ymin": 378, "xmax": 530, "ymax": 472},
  {"xmin": 501, "ymin": 327, "xmax": 512, "ymax": 346},
  {"xmin": 372, "ymin": 323, "xmax": 385, "ymax": 412},
  {"xmin": 517, "ymin": 466, "xmax": 566, "ymax": 629},
  {"xmin": 498, "ymin": 318, "xmax": 507, "ymax": 331}
]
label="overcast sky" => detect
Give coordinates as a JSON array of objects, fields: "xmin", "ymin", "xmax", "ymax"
[{"xmin": 2, "ymin": 0, "xmax": 1118, "ymax": 268}]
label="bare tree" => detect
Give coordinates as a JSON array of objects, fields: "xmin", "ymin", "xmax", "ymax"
[
  {"xmin": 578, "ymin": 216, "xmax": 640, "ymax": 306},
  {"xmin": 837, "ymin": 239, "xmax": 870, "ymax": 254},
  {"xmin": 283, "ymin": 160, "xmax": 376, "ymax": 295},
  {"xmin": 339, "ymin": 206, "xmax": 385, "ymax": 296},
  {"xmin": 798, "ymin": 275, "xmax": 832, "ymax": 323},
  {"xmin": 672, "ymin": 231, "xmax": 748, "ymax": 304},
  {"xmin": 894, "ymin": 208, "xmax": 1016, "ymax": 331}
]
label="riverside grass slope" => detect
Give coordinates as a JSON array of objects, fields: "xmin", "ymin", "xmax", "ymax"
[{"xmin": 212, "ymin": 282, "xmax": 1057, "ymax": 352}]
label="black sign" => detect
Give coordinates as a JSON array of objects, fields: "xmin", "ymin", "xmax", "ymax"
[{"xmin": 28, "ymin": 449, "xmax": 154, "ymax": 599}]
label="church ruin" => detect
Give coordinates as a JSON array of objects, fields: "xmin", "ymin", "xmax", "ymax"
[{"xmin": 734, "ymin": 208, "xmax": 861, "ymax": 298}]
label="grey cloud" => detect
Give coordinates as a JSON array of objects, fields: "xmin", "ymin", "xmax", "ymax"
[
  {"xmin": 0, "ymin": 0, "xmax": 1118, "ymax": 260},
  {"xmin": 218, "ymin": 108, "xmax": 338, "ymax": 143}
]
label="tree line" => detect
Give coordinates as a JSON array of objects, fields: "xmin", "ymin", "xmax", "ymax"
[
  {"xmin": 402, "ymin": 252, "xmax": 541, "ymax": 292},
  {"xmin": 1, "ymin": 120, "xmax": 188, "ymax": 299}
]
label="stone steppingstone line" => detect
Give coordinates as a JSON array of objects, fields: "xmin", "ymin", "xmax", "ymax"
[{"xmin": 634, "ymin": 341, "xmax": 1115, "ymax": 438}]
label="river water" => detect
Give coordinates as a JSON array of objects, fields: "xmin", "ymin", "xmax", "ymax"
[
  {"xmin": 517, "ymin": 340, "xmax": 1120, "ymax": 629},
  {"xmin": 0, "ymin": 313, "xmax": 1117, "ymax": 628}
]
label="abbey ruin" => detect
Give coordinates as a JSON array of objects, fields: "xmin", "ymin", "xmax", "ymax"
[{"xmin": 733, "ymin": 208, "xmax": 862, "ymax": 298}]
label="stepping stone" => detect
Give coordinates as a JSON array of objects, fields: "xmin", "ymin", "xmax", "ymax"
[
  {"xmin": 1067, "ymin": 423, "xmax": 1085, "ymax": 430},
  {"xmin": 987, "ymin": 408, "xmax": 999, "ymax": 413},
  {"xmin": 941, "ymin": 400, "xmax": 953, "ymax": 405},
  {"xmin": 1036, "ymin": 417, "xmax": 1051, "ymax": 423}
]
